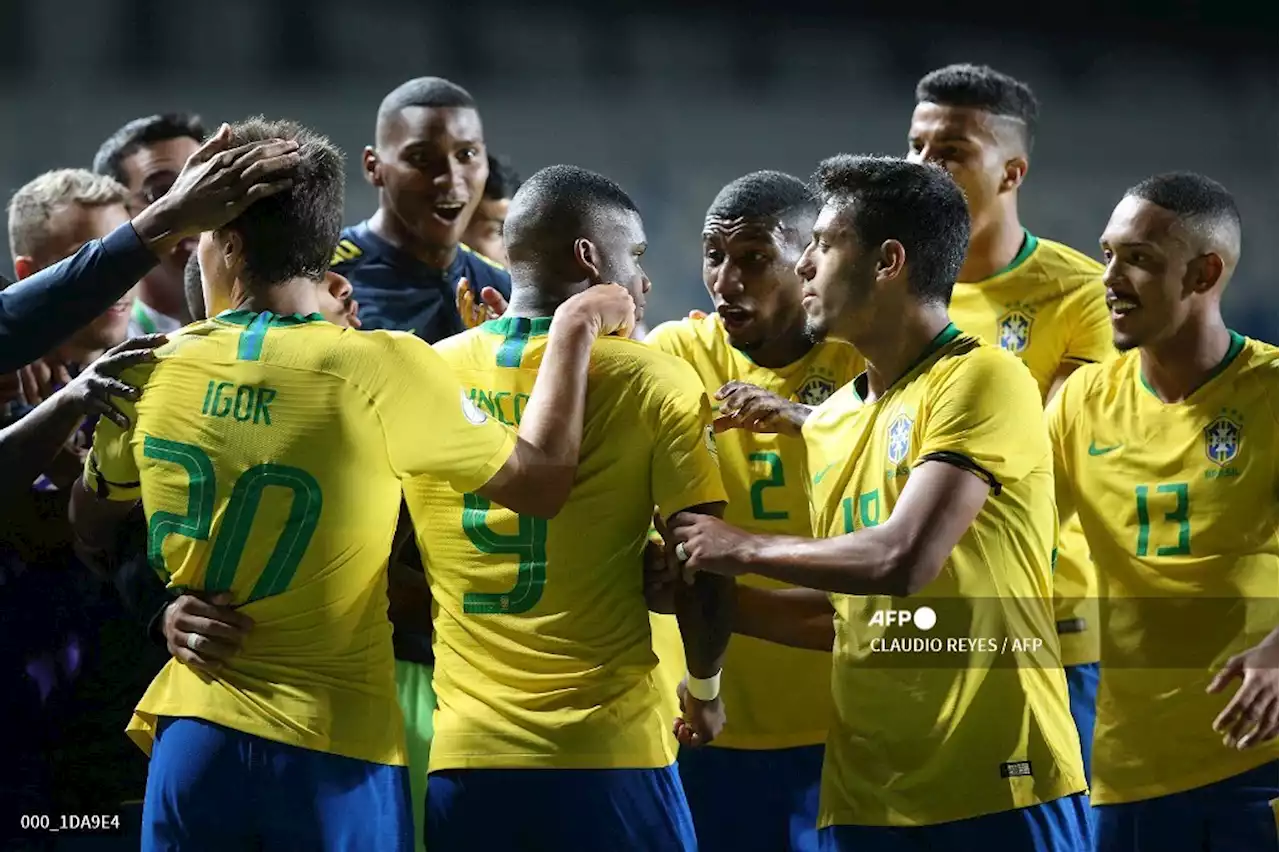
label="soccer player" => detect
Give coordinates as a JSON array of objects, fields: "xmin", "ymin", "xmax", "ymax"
[
  {"xmin": 645, "ymin": 170, "xmax": 863, "ymax": 852},
  {"xmin": 94, "ymin": 113, "xmax": 207, "ymax": 335},
  {"xmin": 331, "ymin": 76, "xmax": 512, "ymax": 342},
  {"xmin": 67, "ymin": 118, "xmax": 636, "ymax": 852},
  {"xmin": 907, "ymin": 64, "xmax": 1112, "ymax": 778},
  {"xmin": 405, "ymin": 165, "xmax": 732, "ymax": 852},
  {"xmin": 1047, "ymin": 172, "xmax": 1278, "ymax": 851},
  {"xmin": 670, "ymin": 155, "xmax": 1090, "ymax": 851},
  {"xmin": 460, "ymin": 153, "xmax": 520, "ymax": 267}
]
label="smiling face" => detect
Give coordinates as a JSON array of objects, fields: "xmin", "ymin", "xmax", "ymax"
[
  {"xmin": 702, "ymin": 215, "xmax": 807, "ymax": 353},
  {"xmin": 366, "ymin": 106, "xmax": 488, "ymax": 257},
  {"xmin": 1099, "ymin": 195, "xmax": 1215, "ymax": 352}
]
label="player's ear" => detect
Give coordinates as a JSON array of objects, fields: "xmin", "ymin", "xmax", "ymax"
[
  {"xmin": 13, "ymin": 256, "xmax": 37, "ymax": 281},
  {"xmin": 875, "ymin": 239, "xmax": 907, "ymax": 284},
  {"xmin": 1186, "ymin": 252, "xmax": 1226, "ymax": 295},
  {"xmin": 573, "ymin": 237, "xmax": 604, "ymax": 284},
  {"xmin": 362, "ymin": 147, "xmax": 382, "ymax": 188},
  {"xmin": 1000, "ymin": 156, "xmax": 1029, "ymax": 193}
]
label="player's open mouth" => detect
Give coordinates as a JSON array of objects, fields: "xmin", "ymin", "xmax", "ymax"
[
  {"xmin": 432, "ymin": 202, "xmax": 467, "ymax": 223},
  {"xmin": 1107, "ymin": 296, "xmax": 1139, "ymax": 318},
  {"xmin": 717, "ymin": 306, "xmax": 752, "ymax": 330}
]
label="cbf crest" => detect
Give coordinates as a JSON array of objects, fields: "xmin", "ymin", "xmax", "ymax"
[
  {"xmin": 887, "ymin": 413, "xmax": 914, "ymax": 465},
  {"xmin": 997, "ymin": 309, "xmax": 1033, "ymax": 354},
  {"xmin": 1204, "ymin": 411, "xmax": 1242, "ymax": 467},
  {"xmin": 797, "ymin": 372, "xmax": 838, "ymax": 406}
]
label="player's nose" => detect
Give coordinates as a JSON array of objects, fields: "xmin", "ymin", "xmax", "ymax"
[{"xmin": 710, "ymin": 264, "xmax": 743, "ymax": 298}]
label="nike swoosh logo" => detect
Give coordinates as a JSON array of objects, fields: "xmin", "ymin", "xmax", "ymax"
[
  {"xmin": 1088, "ymin": 442, "xmax": 1122, "ymax": 456},
  {"xmin": 813, "ymin": 463, "xmax": 837, "ymax": 484}
]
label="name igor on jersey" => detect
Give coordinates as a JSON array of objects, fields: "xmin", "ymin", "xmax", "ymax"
[
  {"xmin": 646, "ymin": 313, "xmax": 864, "ymax": 749},
  {"xmin": 404, "ymin": 315, "xmax": 727, "ymax": 772},
  {"xmin": 803, "ymin": 326, "xmax": 1085, "ymax": 828},
  {"xmin": 949, "ymin": 232, "xmax": 1113, "ymax": 667},
  {"xmin": 85, "ymin": 310, "xmax": 516, "ymax": 766},
  {"xmin": 1047, "ymin": 334, "xmax": 1279, "ymax": 804}
]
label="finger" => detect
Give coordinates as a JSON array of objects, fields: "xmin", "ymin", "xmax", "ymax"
[
  {"xmin": 1213, "ymin": 681, "xmax": 1253, "ymax": 735},
  {"xmin": 85, "ymin": 397, "xmax": 130, "ymax": 430},
  {"xmin": 713, "ymin": 414, "xmax": 745, "ymax": 433},
  {"xmin": 1207, "ymin": 657, "xmax": 1244, "ymax": 694},
  {"xmin": 1237, "ymin": 697, "xmax": 1277, "ymax": 749},
  {"xmin": 185, "ymin": 124, "xmax": 233, "ymax": 167},
  {"xmin": 53, "ymin": 364, "xmax": 73, "ymax": 388},
  {"xmin": 480, "ymin": 286, "xmax": 509, "ymax": 317},
  {"xmin": 17, "ymin": 365, "xmax": 37, "ymax": 405},
  {"xmin": 236, "ymin": 178, "xmax": 296, "ymax": 209},
  {"xmin": 172, "ymin": 645, "xmax": 222, "ymax": 672},
  {"xmin": 182, "ymin": 598, "xmax": 255, "ymax": 631},
  {"xmin": 1241, "ymin": 698, "xmax": 1279, "ymax": 748},
  {"xmin": 108, "ymin": 334, "xmax": 169, "ymax": 355},
  {"xmin": 687, "ymin": 310, "xmax": 707, "ymax": 321},
  {"xmin": 211, "ymin": 140, "xmax": 296, "ymax": 181},
  {"xmin": 235, "ymin": 146, "xmax": 304, "ymax": 185},
  {"xmin": 89, "ymin": 376, "xmax": 143, "ymax": 402},
  {"xmin": 175, "ymin": 614, "xmax": 250, "ymax": 646}
]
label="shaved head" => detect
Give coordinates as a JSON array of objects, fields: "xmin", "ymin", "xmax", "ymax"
[{"xmin": 1124, "ymin": 171, "xmax": 1241, "ymax": 280}]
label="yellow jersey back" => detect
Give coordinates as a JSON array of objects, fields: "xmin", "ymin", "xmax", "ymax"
[
  {"xmin": 86, "ymin": 309, "xmax": 516, "ymax": 766},
  {"xmin": 1047, "ymin": 334, "xmax": 1279, "ymax": 804},
  {"xmin": 646, "ymin": 313, "xmax": 864, "ymax": 749},
  {"xmin": 404, "ymin": 315, "xmax": 727, "ymax": 772},
  {"xmin": 803, "ymin": 325, "xmax": 1085, "ymax": 828},
  {"xmin": 950, "ymin": 233, "xmax": 1113, "ymax": 667}
]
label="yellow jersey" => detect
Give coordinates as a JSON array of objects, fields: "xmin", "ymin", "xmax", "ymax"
[
  {"xmin": 950, "ymin": 233, "xmax": 1113, "ymax": 667},
  {"xmin": 85, "ymin": 309, "xmax": 516, "ymax": 766},
  {"xmin": 404, "ymin": 315, "xmax": 727, "ymax": 772},
  {"xmin": 803, "ymin": 325, "xmax": 1085, "ymax": 827},
  {"xmin": 645, "ymin": 313, "xmax": 864, "ymax": 749},
  {"xmin": 1046, "ymin": 334, "xmax": 1279, "ymax": 804}
]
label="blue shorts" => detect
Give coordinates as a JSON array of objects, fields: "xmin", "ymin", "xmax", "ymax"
[
  {"xmin": 819, "ymin": 793, "xmax": 1092, "ymax": 851},
  {"xmin": 426, "ymin": 764, "xmax": 695, "ymax": 852},
  {"xmin": 1094, "ymin": 760, "xmax": 1279, "ymax": 852},
  {"xmin": 142, "ymin": 717, "xmax": 412, "ymax": 852},
  {"xmin": 678, "ymin": 743, "xmax": 824, "ymax": 852},
  {"xmin": 1064, "ymin": 662, "xmax": 1099, "ymax": 783}
]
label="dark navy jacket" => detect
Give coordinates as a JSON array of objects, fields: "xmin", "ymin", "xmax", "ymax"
[{"xmin": 329, "ymin": 220, "xmax": 512, "ymax": 344}]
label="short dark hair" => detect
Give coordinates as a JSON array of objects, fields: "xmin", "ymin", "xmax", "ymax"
[
  {"xmin": 484, "ymin": 154, "xmax": 522, "ymax": 201},
  {"xmin": 503, "ymin": 165, "xmax": 638, "ymax": 260},
  {"xmin": 915, "ymin": 64, "xmax": 1039, "ymax": 151},
  {"xmin": 93, "ymin": 113, "xmax": 206, "ymax": 185},
  {"xmin": 376, "ymin": 77, "xmax": 476, "ymax": 132},
  {"xmin": 221, "ymin": 117, "xmax": 344, "ymax": 289},
  {"xmin": 812, "ymin": 155, "xmax": 969, "ymax": 306},
  {"xmin": 706, "ymin": 170, "xmax": 818, "ymax": 231},
  {"xmin": 1125, "ymin": 172, "xmax": 1240, "ymax": 231},
  {"xmin": 183, "ymin": 252, "xmax": 206, "ymax": 321}
]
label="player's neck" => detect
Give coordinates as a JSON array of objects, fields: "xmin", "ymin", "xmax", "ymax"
[
  {"xmin": 746, "ymin": 322, "xmax": 814, "ymax": 369},
  {"xmin": 958, "ymin": 207, "xmax": 1024, "ymax": 283},
  {"xmin": 236, "ymin": 278, "xmax": 322, "ymax": 318},
  {"xmin": 369, "ymin": 208, "xmax": 458, "ymax": 270},
  {"xmin": 858, "ymin": 306, "xmax": 953, "ymax": 402},
  {"xmin": 1139, "ymin": 315, "xmax": 1233, "ymax": 403},
  {"xmin": 502, "ymin": 283, "xmax": 562, "ymax": 319}
]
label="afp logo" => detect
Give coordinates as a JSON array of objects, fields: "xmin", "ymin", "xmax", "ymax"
[{"xmin": 869, "ymin": 606, "xmax": 937, "ymax": 630}]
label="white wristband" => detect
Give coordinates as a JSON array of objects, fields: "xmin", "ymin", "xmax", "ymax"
[{"xmin": 686, "ymin": 670, "xmax": 722, "ymax": 702}]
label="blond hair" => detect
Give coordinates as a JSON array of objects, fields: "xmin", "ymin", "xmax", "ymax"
[{"xmin": 7, "ymin": 169, "xmax": 129, "ymax": 260}]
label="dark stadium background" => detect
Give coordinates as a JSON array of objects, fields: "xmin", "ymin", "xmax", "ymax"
[{"xmin": 0, "ymin": 0, "xmax": 1274, "ymax": 340}]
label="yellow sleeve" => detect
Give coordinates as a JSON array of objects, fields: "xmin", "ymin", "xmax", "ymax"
[
  {"xmin": 643, "ymin": 320, "xmax": 688, "ymax": 360},
  {"xmin": 1063, "ymin": 279, "xmax": 1113, "ymax": 366},
  {"xmin": 1044, "ymin": 371, "xmax": 1080, "ymax": 525},
  {"xmin": 646, "ymin": 359, "xmax": 729, "ymax": 519},
  {"xmin": 916, "ymin": 349, "xmax": 1048, "ymax": 491},
  {"xmin": 373, "ymin": 334, "xmax": 517, "ymax": 493},
  {"xmin": 83, "ymin": 407, "xmax": 141, "ymax": 502}
]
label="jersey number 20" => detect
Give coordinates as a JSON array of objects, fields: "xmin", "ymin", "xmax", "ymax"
[{"xmin": 143, "ymin": 436, "xmax": 322, "ymax": 601}]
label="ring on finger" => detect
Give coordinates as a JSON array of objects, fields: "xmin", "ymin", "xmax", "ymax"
[
  {"xmin": 186, "ymin": 633, "xmax": 203, "ymax": 652},
  {"xmin": 675, "ymin": 542, "xmax": 690, "ymax": 563}
]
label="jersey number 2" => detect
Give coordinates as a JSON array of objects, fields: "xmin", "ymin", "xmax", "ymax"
[
  {"xmin": 143, "ymin": 436, "xmax": 322, "ymax": 601},
  {"xmin": 461, "ymin": 493, "xmax": 548, "ymax": 614}
]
